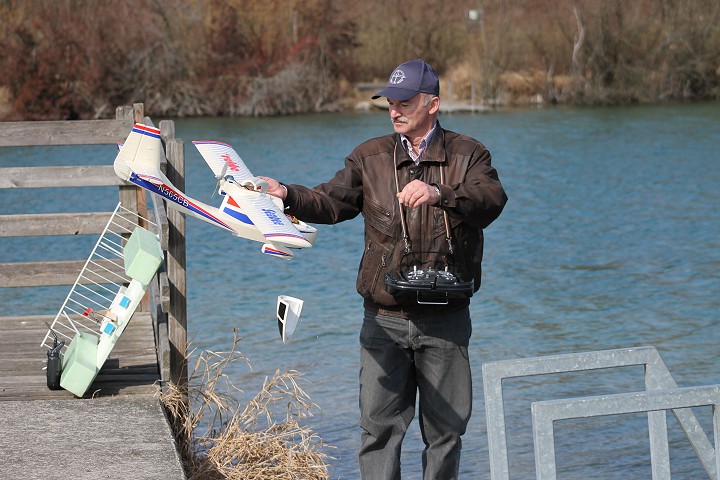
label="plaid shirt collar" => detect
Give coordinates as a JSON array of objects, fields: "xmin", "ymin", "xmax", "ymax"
[{"xmin": 400, "ymin": 122, "xmax": 438, "ymax": 164}]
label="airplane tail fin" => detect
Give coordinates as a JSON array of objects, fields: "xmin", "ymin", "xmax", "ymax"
[{"xmin": 114, "ymin": 124, "xmax": 164, "ymax": 180}]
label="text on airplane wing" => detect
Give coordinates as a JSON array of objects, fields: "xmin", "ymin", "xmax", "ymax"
[{"xmin": 222, "ymin": 182, "xmax": 311, "ymax": 249}]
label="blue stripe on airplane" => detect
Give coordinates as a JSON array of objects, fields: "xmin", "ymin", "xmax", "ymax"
[
  {"xmin": 222, "ymin": 206, "xmax": 254, "ymax": 225},
  {"xmin": 129, "ymin": 173, "xmax": 234, "ymax": 231}
]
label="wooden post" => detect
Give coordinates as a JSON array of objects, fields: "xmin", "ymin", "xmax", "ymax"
[
  {"xmin": 132, "ymin": 103, "xmax": 148, "ymax": 229},
  {"xmin": 132, "ymin": 103, "xmax": 145, "ymax": 124},
  {"xmin": 114, "ymin": 106, "xmax": 150, "ymax": 310},
  {"xmin": 161, "ymin": 120, "xmax": 188, "ymax": 388},
  {"xmin": 116, "ymin": 106, "xmax": 139, "ymax": 220},
  {"xmin": 115, "ymin": 105, "xmax": 136, "ymax": 123}
]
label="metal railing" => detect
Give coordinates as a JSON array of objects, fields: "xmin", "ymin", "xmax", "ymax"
[
  {"xmin": 482, "ymin": 346, "xmax": 718, "ymax": 479},
  {"xmin": 41, "ymin": 202, "xmax": 157, "ymax": 351}
]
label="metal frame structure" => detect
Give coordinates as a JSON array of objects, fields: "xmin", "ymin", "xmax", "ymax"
[
  {"xmin": 482, "ymin": 346, "xmax": 718, "ymax": 479},
  {"xmin": 41, "ymin": 202, "xmax": 157, "ymax": 352},
  {"xmin": 531, "ymin": 384, "xmax": 720, "ymax": 479}
]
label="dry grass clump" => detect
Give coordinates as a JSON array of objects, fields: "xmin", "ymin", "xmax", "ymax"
[{"xmin": 159, "ymin": 329, "xmax": 333, "ymax": 480}]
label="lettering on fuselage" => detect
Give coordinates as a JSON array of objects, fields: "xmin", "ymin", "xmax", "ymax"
[
  {"xmin": 159, "ymin": 184, "xmax": 190, "ymax": 208},
  {"xmin": 132, "ymin": 174, "xmax": 189, "ymax": 208},
  {"xmin": 262, "ymin": 208, "xmax": 284, "ymax": 226}
]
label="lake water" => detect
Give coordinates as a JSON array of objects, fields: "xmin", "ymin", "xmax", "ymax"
[{"xmin": 2, "ymin": 103, "xmax": 719, "ymax": 479}]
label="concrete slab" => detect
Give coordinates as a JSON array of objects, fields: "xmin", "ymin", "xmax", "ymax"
[{"xmin": 0, "ymin": 396, "xmax": 185, "ymax": 480}]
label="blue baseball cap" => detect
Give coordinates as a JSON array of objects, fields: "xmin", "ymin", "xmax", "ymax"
[{"xmin": 372, "ymin": 59, "xmax": 440, "ymax": 101}]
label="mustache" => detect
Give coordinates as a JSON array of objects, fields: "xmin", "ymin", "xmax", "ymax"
[{"xmin": 392, "ymin": 117, "xmax": 409, "ymax": 124}]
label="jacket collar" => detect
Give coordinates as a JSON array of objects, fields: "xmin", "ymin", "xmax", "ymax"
[{"xmin": 394, "ymin": 121, "xmax": 446, "ymax": 168}]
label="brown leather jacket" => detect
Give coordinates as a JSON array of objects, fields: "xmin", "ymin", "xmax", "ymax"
[{"xmin": 284, "ymin": 124, "xmax": 507, "ymax": 317}]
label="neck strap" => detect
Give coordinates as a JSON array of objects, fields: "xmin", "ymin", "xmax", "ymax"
[{"xmin": 392, "ymin": 141, "xmax": 454, "ymax": 256}]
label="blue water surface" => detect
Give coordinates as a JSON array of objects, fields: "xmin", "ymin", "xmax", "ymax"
[{"xmin": 2, "ymin": 103, "xmax": 719, "ymax": 479}]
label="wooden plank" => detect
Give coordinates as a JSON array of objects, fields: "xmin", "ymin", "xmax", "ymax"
[
  {"xmin": 150, "ymin": 190, "xmax": 169, "ymax": 251},
  {"xmin": 0, "ymin": 313, "xmax": 154, "ymax": 336},
  {"xmin": 116, "ymin": 104, "xmax": 142, "ymax": 124},
  {"xmin": 1, "ymin": 336, "xmax": 158, "ymax": 353},
  {"xmin": 128, "ymin": 102, "xmax": 145, "ymax": 125},
  {"xmin": 119, "ymin": 184, "xmax": 140, "ymax": 223},
  {"xmin": 159, "ymin": 272, "xmax": 171, "ymax": 312},
  {"xmin": 148, "ymin": 195, "xmax": 170, "ymax": 313},
  {"xmin": 1, "ymin": 321, "xmax": 154, "ymax": 338},
  {"xmin": 0, "ymin": 165, "xmax": 124, "ymax": 189},
  {"xmin": 0, "ymin": 373, "xmax": 159, "ymax": 387},
  {"xmin": 150, "ymin": 276, "xmax": 171, "ymax": 384},
  {"xmin": 0, "ymin": 312, "xmax": 160, "ymax": 400},
  {"xmin": 0, "ymin": 360, "xmax": 158, "ymax": 378},
  {"xmin": 0, "ymin": 259, "xmax": 124, "ymax": 287},
  {"xmin": 0, "ymin": 313, "xmax": 153, "ymax": 325},
  {"xmin": 0, "ymin": 212, "xmax": 132, "ymax": 237},
  {"xmin": 164, "ymin": 134, "xmax": 188, "ymax": 387},
  {"xmin": 0, "ymin": 119, "xmax": 132, "ymax": 147},
  {"xmin": 0, "ymin": 351, "xmax": 157, "ymax": 364},
  {"xmin": 0, "ymin": 340, "xmax": 156, "ymax": 354},
  {"xmin": 98, "ymin": 365, "xmax": 159, "ymax": 375},
  {"xmin": 0, "ymin": 383, "xmax": 159, "ymax": 400}
]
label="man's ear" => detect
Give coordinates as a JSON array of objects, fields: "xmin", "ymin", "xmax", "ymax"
[{"xmin": 428, "ymin": 96, "xmax": 440, "ymax": 115}]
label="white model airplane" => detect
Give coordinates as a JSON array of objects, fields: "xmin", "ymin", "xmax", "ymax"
[{"xmin": 113, "ymin": 124, "xmax": 317, "ymax": 259}]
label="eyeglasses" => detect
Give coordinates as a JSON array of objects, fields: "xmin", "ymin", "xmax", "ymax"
[{"xmin": 276, "ymin": 295, "xmax": 303, "ymax": 344}]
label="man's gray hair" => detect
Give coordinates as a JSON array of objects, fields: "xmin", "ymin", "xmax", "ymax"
[{"xmin": 421, "ymin": 93, "xmax": 438, "ymax": 107}]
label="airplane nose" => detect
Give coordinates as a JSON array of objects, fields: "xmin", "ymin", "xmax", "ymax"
[{"xmin": 283, "ymin": 235, "xmax": 312, "ymax": 249}]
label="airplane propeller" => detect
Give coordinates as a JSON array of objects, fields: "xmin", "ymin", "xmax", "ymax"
[{"xmin": 211, "ymin": 161, "xmax": 229, "ymax": 198}]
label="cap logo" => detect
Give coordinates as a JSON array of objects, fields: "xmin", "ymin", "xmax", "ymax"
[{"xmin": 389, "ymin": 69, "xmax": 406, "ymax": 85}]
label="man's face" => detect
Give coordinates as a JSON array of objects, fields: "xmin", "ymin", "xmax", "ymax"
[{"xmin": 387, "ymin": 94, "xmax": 439, "ymax": 140}]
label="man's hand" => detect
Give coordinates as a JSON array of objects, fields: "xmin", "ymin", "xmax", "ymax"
[
  {"xmin": 257, "ymin": 176, "xmax": 287, "ymax": 200},
  {"xmin": 397, "ymin": 179, "xmax": 440, "ymax": 208}
]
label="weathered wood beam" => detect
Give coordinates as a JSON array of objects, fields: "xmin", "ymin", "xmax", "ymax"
[
  {"xmin": 0, "ymin": 165, "xmax": 124, "ymax": 189},
  {"xmin": 162, "ymin": 126, "xmax": 188, "ymax": 388},
  {"xmin": 0, "ymin": 259, "xmax": 124, "ymax": 287},
  {"xmin": 0, "ymin": 212, "xmax": 139, "ymax": 237},
  {"xmin": 0, "ymin": 119, "xmax": 132, "ymax": 147}
]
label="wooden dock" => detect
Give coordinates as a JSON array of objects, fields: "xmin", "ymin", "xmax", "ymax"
[
  {"xmin": 0, "ymin": 105, "xmax": 188, "ymax": 479},
  {"xmin": 0, "ymin": 313, "xmax": 159, "ymax": 399}
]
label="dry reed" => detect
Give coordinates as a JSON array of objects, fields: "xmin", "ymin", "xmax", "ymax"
[{"xmin": 158, "ymin": 329, "xmax": 333, "ymax": 480}]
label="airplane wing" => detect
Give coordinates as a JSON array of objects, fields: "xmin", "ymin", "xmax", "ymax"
[
  {"xmin": 221, "ymin": 182, "xmax": 312, "ymax": 249},
  {"xmin": 192, "ymin": 140, "xmax": 254, "ymax": 182}
]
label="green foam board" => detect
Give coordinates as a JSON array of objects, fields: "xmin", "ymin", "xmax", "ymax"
[
  {"xmin": 123, "ymin": 227, "xmax": 163, "ymax": 286},
  {"xmin": 60, "ymin": 332, "xmax": 99, "ymax": 397}
]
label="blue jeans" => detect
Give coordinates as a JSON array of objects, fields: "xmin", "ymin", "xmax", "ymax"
[{"xmin": 358, "ymin": 307, "xmax": 473, "ymax": 480}]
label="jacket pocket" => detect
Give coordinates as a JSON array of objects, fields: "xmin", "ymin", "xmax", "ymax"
[
  {"xmin": 431, "ymin": 205, "xmax": 442, "ymax": 235},
  {"xmin": 362, "ymin": 196, "xmax": 396, "ymax": 238},
  {"xmin": 357, "ymin": 241, "xmax": 389, "ymax": 298}
]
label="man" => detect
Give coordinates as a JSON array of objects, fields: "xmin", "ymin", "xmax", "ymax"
[{"xmin": 262, "ymin": 59, "xmax": 507, "ymax": 479}]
